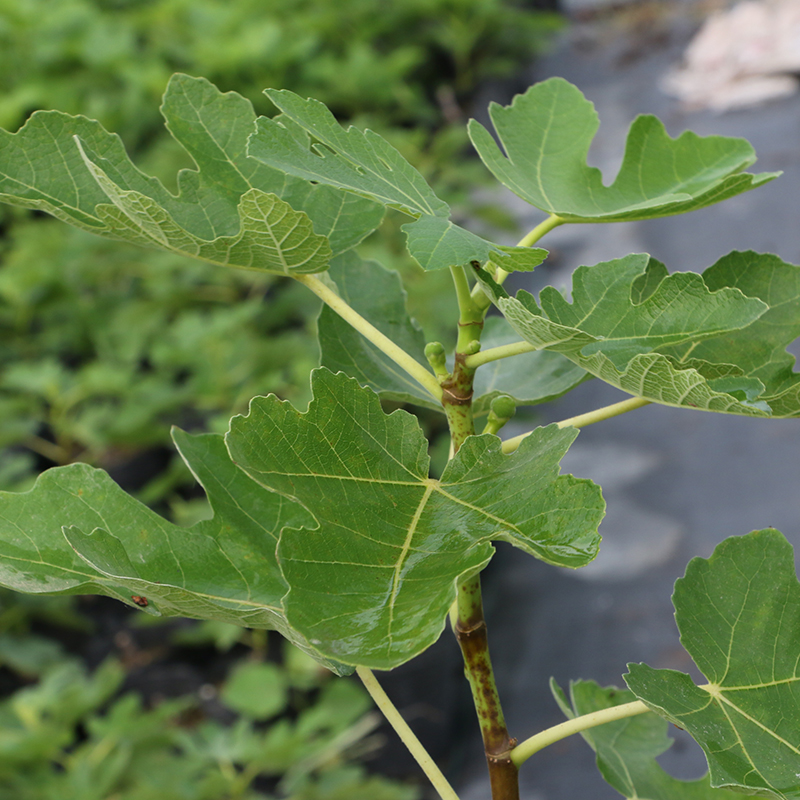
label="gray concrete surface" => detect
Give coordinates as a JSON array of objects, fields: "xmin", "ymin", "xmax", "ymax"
[{"xmin": 451, "ymin": 7, "xmax": 800, "ymax": 800}]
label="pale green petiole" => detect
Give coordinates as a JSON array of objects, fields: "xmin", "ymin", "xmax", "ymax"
[
  {"xmin": 502, "ymin": 396, "xmax": 651, "ymax": 454},
  {"xmin": 463, "ymin": 339, "xmax": 537, "ymax": 370},
  {"xmin": 356, "ymin": 667, "xmax": 461, "ymax": 800},
  {"xmin": 510, "ymin": 699, "xmax": 651, "ymax": 766},
  {"xmin": 515, "ymin": 214, "xmax": 565, "ymax": 249},
  {"xmin": 295, "ymin": 274, "xmax": 443, "ymax": 402}
]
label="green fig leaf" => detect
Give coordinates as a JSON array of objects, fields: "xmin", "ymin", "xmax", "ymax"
[
  {"xmin": 552, "ymin": 679, "xmax": 743, "ymax": 800},
  {"xmin": 226, "ymin": 368, "xmax": 604, "ymax": 668},
  {"xmin": 401, "ymin": 215, "xmax": 548, "ymax": 273},
  {"xmin": 477, "ymin": 253, "xmax": 773, "ymax": 415},
  {"xmin": 626, "ymin": 530, "xmax": 800, "ymax": 799},
  {"xmin": 468, "ymin": 77, "xmax": 778, "ymax": 223},
  {"xmin": 248, "ymin": 88, "xmax": 547, "ymax": 272},
  {"xmin": 0, "ymin": 430, "xmax": 349, "ymax": 675},
  {"xmin": 0, "ymin": 74, "xmax": 384, "ymax": 274},
  {"xmin": 252, "ymin": 89, "xmax": 449, "ymax": 217},
  {"xmin": 658, "ymin": 251, "xmax": 800, "ymax": 417}
]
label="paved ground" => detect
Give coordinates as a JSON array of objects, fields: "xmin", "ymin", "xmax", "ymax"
[{"xmin": 447, "ymin": 6, "xmax": 800, "ymax": 799}]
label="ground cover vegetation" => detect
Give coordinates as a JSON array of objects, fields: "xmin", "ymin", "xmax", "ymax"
[
  {"xmin": 1, "ymin": 63, "xmax": 799, "ymax": 800},
  {"xmin": 0, "ymin": 1, "xmax": 563, "ymax": 795}
]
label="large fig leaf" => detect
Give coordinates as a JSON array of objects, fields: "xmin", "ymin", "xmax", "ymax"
[
  {"xmin": 0, "ymin": 74, "xmax": 383, "ymax": 274},
  {"xmin": 551, "ymin": 679, "xmax": 742, "ymax": 800},
  {"xmin": 226, "ymin": 368, "xmax": 604, "ymax": 669},
  {"xmin": 248, "ymin": 89, "xmax": 547, "ymax": 272},
  {"xmin": 478, "ymin": 253, "xmax": 776, "ymax": 415},
  {"xmin": 626, "ymin": 530, "xmax": 800, "ymax": 800},
  {"xmin": 468, "ymin": 78, "xmax": 778, "ymax": 223},
  {"xmin": 0, "ymin": 430, "xmax": 348, "ymax": 674},
  {"xmin": 318, "ymin": 253, "xmax": 587, "ymax": 413}
]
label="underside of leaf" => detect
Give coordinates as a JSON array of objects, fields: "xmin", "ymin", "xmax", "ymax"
[
  {"xmin": 476, "ymin": 252, "xmax": 795, "ymax": 416},
  {"xmin": 0, "ymin": 74, "xmax": 384, "ymax": 275}
]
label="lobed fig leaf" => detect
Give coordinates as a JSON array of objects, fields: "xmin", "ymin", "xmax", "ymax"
[
  {"xmin": 626, "ymin": 530, "xmax": 800, "ymax": 800},
  {"xmin": 0, "ymin": 430, "xmax": 349, "ymax": 674},
  {"xmin": 249, "ymin": 88, "xmax": 549, "ymax": 272},
  {"xmin": 225, "ymin": 368, "xmax": 604, "ymax": 669},
  {"xmin": 477, "ymin": 253, "xmax": 780, "ymax": 416},
  {"xmin": 468, "ymin": 77, "xmax": 778, "ymax": 223},
  {"xmin": 0, "ymin": 74, "xmax": 383, "ymax": 275}
]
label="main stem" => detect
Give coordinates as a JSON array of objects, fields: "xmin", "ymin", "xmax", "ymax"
[
  {"xmin": 446, "ymin": 265, "xmax": 519, "ymax": 800},
  {"xmin": 455, "ymin": 576, "xmax": 519, "ymax": 799}
]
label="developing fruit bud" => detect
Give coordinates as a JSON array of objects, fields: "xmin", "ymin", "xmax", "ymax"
[
  {"xmin": 424, "ymin": 341, "xmax": 449, "ymax": 378},
  {"xmin": 483, "ymin": 395, "xmax": 516, "ymax": 436},
  {"xmin": 490, "ymin": 395, "xmax": 516, "ymax": 422}
]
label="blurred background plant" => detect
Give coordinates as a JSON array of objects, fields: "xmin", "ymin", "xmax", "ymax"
[
  {"xmin": 0, "ymin": 593, "xmax": 416, "ymax": 800},
  {"xmin": 0, "ymin": 0, "xmax": 564, "ymax": 794}
]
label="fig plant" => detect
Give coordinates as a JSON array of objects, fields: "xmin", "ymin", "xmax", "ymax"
[{"xmin": 0, "ymin": 73, "xmax": 798, "ymax": 800}]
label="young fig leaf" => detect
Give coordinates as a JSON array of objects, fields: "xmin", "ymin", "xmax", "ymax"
[
  {"xmin": 401, "ymin": 215, "xmax": 548, "ymax": 273},
  {"xmin": 468, "ymin": 77, "xmax": 778, "ymax": 223},
  {"xmin": 226, "ymin": 368, "xmax": 604, "ymax": 669},
  {"xmin": 626, "ymin": 530, "xmax": 800, "ymax": 800},
  {"xmin": 552, "ymin": 679, "xmax": 743, "ymax": 800}
]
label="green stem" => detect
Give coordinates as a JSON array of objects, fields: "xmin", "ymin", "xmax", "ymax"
[
  {"xmin": 510, "ymin": 700, "xmax": 650, "ymax": 767},
  {"xmin": 295, "ymin": 274, "xmax": 442, "ymax": 402},
  {"xmin": 516, "ymin": 214, "xmax": 564, "ymax": 250},
  {"xmin": 451, "ymin": 265, "xmax": 485, "ymax": 354},
  {"xmin": 456, "ymin": 576, "xmax": 519, "ymax": 800},
  {"xmin": 464, "ymin": 340, "xmax": 536, "ymax": 370},
  {"xmin": 356, "ymin": 667, "xmax": 461, "ymax": 800},
  {"xmin": 502, "ymin": 396, "xmax": 651, "ymax": 454},
  {"xmin": 443, "ymin": 266, "xmax": 517, "ymax": 798}
]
